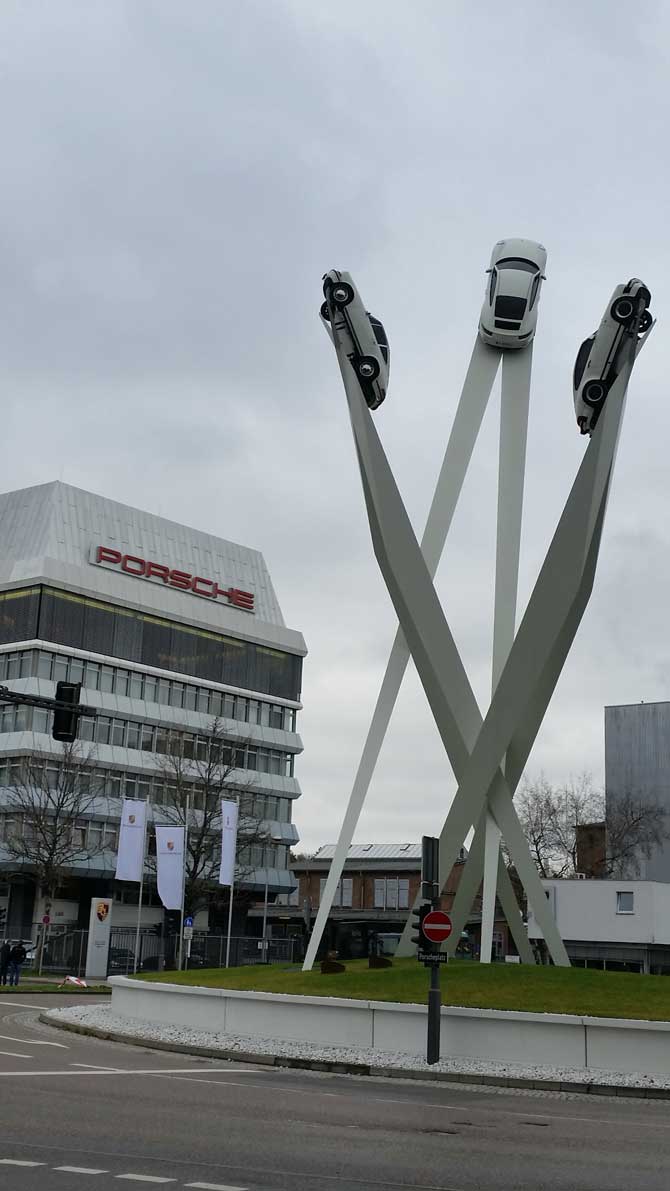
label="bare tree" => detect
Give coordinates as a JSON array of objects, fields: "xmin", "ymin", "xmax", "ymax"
[
  {"xmin": 513, "ymin": 772, "xmax": 668, "ymax": 878},
  {"xmin": 3, "ymin": 744, "xmax": 104, "ymax": 900},
  {"xmin": 152, "ymin": 717, "xmax": 272, "ymax": 920},
  {"xmin": 2, "ymin": 744, "xmax": 105, "ymax": 965}
]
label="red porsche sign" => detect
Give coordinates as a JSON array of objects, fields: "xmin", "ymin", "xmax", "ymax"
[{"xmin": 91, "ymin": 546, "xmax": 255, "ymax": 613}]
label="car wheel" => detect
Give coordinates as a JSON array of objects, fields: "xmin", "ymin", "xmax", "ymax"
[
  {"xmin": 610, "ymin": 296, "xmax": 636, "ymax": 324},
  {"xmin": 331, "ymin": 282, "xmax": 354, "ymax": 307},
  {"xmin": 357, "ymin": 356, "xmax": 380, "ymax": 380},
  {"xmin": 638, "ymin": 310, "xmax": 653, "ymax": 333},
  {"xmin": 582, "ymin": 379, "xmax": 608, "ymax": 407},
  {"xmin": 320, "ymin": 301, "xmax": 331, "ymax": 321}
]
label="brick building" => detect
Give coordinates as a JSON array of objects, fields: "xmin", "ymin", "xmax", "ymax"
[{"xmin": 258, "ymin": 843, "xmax": 519, "ymax": 960}]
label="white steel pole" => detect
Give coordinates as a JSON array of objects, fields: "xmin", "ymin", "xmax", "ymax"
[
  {"xmin": 133, "ymin": 800, "xmax": 150, "ymax": 975},
  {"xmin": 303, "ymin": 339, "xmax": 501, "ymax": 971},
  {"xmin": 225, "ymin": 874, "xmax": 235, "ymax": 969},
  {"xmin": 177, "ymin": 793, "xmax": 191, "ymax": 972},
  {"xmin": 262, "ymin": 870, "xmax": 269, "ymax": 961},
  {"xmin": 480, "ymin": 346, "xmax": 532, "ymax": 964}
]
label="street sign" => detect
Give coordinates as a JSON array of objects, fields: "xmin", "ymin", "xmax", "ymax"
[
  {"xmin": 421, "ymin": 910, "xmax": 452, "ymax": 944},
  {"xmin": 184, "ymin": 915, "xmax": 193, "ymax": 928},
  {"xmin": 183, "ymin": 926, "xmax": 194, "ymax": 941},
  {"xmin": 418, "ymin": 950, "xmax": 449, "ymax": 964},
  {"xmin": 42, "ymin": 914, "xmax": 51, "ymax": 925}
]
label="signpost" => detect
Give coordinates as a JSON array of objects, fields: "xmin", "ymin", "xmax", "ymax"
[{"xmin": 412, "ymin": 837, "xmax": 451, "ymax": 1064}]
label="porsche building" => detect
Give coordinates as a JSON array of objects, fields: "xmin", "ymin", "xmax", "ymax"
[{"xmin": 0, "ymin": 481, "xmax": 306, "ymax": 943}]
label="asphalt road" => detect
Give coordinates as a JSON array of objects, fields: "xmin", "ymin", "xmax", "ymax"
[{"xmin": 0, "ymin": 997, "xmax": 669, "ymax": 1191}]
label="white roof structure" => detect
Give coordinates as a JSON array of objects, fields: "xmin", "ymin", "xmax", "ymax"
[
  {"xmin": 314, "ymin": 843, "xmax": 422, "ymax": 861},
  {"xmin": 0, "ymin": 481, "xmax": 306, "ymax": 657}
]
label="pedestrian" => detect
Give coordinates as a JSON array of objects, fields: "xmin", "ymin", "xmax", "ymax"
[
  {"xmin": 8, "ymin": 941, "xmax": 27, "ymax": 987},
  {"xmin": 0, "ymin": 939, "xmax": 11, "ymax": 985}
]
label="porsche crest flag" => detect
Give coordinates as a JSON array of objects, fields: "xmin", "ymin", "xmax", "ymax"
[
  {"xmin": 156, "ymin": 825, "xmax": 186, "ymax": 910},
  {"xmin": 219, "ymin": 799, "xmax": 239, "ymax": 887},
  {"xmin": 115, "ymin": 799, "xmax": 148, "ymax": 882}
]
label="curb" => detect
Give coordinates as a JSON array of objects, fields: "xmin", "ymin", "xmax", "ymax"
[{"xmin": 38, "ymin": 1014, "xmax": 670, "ymax": 1099}]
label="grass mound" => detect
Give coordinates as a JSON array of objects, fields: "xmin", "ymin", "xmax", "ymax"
[{"xmin": 133, "ymin": 958, "xmax": 670, "ymax": 1021}]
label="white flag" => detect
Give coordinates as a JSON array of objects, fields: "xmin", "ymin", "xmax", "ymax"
[
  {"xmin": 115, "ymin": 799, "xmax": 147, "ymax": 882},
  {"xmin": 219, "ymin": 799, "xmax": 239, "ymax": 886},
  {"xmin": 156, "ymin": 825, "xmax": 185, "ymax": 910}
]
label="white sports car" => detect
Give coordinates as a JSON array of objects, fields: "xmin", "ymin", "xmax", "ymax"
[
  {"xmin": 321, "ymin": 270, "xmax": 390, "ymax": 410},
  {"xmin": 573, "ymin": 279, "xmax": 653, "ymax": 435},
  {"xmin": 479, "ymin": 238, "xmax": 547, "ymax": 350}
]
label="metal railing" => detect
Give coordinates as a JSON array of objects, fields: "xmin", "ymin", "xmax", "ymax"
[{"xmin": 24, "ymin": 924, "xmax": 296, "ymax": 978}]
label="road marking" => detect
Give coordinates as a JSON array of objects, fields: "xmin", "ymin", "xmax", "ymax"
[
  {"xmin": 55, "ymin": 1166, "xmax": 109, "ymax": 1175},
  {"xmin": 0, "ymin": 1034, "xmax": 68, "ymax": 1047},
  {"xmin": 116, "ymin": 1177, "xmax": 176, "ymax": 1184},
  {"xmin": 0, "ymin": 1158, "xmax": 46, "ymax": 1166},
  {"xmin": 186, "ymin": 1183, "xmax": 248, "ymax": 1190},
  {"xmin": 0, "ymin": 1066, "xmax": 233, "ymax": 1077},
  {"xmin": 0, "ymin": 1001, "xmax": 52, "ymax": 1010},
  {"xmin": 71, "ymin": 1062, "xmax": 125, "ymax": 1071},
  {"xmin": 0, "ymin": 1049, "xmax": 30, "ymax": 1059}
]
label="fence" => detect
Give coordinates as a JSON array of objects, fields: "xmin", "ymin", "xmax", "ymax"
[
  {"xmin": 107, "ymin": 929, "xmax": 297, "ymax": 975},
  {"xmin": 26, "ymin": 925, "xmax": 296, "ymax": 978}
]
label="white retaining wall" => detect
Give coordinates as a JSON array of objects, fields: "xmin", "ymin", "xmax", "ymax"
[{"xmin": 109, "ymin": 977, "xmax": 670, "ymax": 1075}]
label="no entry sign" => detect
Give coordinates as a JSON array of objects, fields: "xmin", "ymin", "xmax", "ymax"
[{"xmin": 421, "ymin": 910, "xmax": 452, "ymax": 944}]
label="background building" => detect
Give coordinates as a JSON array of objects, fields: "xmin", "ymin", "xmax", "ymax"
[
  {"xmin": 270, "ymin": 842, "xmax": 520, "ymax": 961},
  {"xmin": 605, "ymin": 701, "xmax": 670, "ymax": 881},
  {"xmin": 528, "ymin": 878, "xmax": 670, "ymax": 973},
  {"xmin": 0, "ymin": 481, "xmax": 306, "ymax": 942}
]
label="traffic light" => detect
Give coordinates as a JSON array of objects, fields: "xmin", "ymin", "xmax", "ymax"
[
  {"xmin": 52, "ymin": 681, "xmax": 81, "ymax": 743},
  {"xmin": 410, "ymin": 903, "xmax": 430, "ymax": 950}
]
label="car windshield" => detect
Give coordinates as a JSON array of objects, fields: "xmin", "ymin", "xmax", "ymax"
[
  {"xmin": 496, "ymin": 258, "xmax": 539, "ymax": 273},
  {"xmin": 495, "ymin": 295, "xmax": 527, "ymax": 320}
]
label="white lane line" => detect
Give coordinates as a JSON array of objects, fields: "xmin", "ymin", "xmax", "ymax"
[
  {"xmin": 0, "ymin": 1158, "xmax": 46, "ymax": 1167},
  {"xmin": 0, "ymin": 1049, "xmax": 31, "ymax": 1059},
  {"xmin": 186, "ymin": 1183, "xmax": 248, "ymax": 1190},
  {"xmin": 71, "ymin": 1063, "xmax": 125, "ymax": 1071},
  {"xmin": 0, "ymin": 1034, "xmax": 68, "ymax": 1048},
  {"xmin": 0, "ymin": 1066, "xmax": 231, "ymax": 1077},
  {"xmin": 186, "ymin": 1183, "xmax": 249, "ymax": 1190},
  {"xmin": 55, "ymin": 1166, "xmax": 109, "ymax": 1175},
  {"xmin": 116, "ymin": 1177, "xmax": 176, "ymax": 1184},
  {"xmin": 0, "ymin": 1001, "xmax": 52, "ymax": 1010}
]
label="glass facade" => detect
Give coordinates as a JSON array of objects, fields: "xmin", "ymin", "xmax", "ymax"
[
  {"xmin": 0, "ymin": 587, "xmax": 302, "ymax": 700},
  {"xmin": 0, "ymin": 649, "xmax": 297, "ymax": 732},
  {"xmin": 0, "ymin": 756, "xmax": 294, "ymax": 822},
  {"xmin": 0, "ymin": 704, "xmax": 295, "ymax": 777}
]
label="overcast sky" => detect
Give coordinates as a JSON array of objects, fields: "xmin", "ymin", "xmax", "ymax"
[{"xmin": 2, "ymin": 1, "xmax": 669, "ymax": 854}]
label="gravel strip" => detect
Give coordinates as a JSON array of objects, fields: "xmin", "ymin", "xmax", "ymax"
[{"xmin": 43, "ymin": 1002, "xmax": 670, "ymax": 1094}]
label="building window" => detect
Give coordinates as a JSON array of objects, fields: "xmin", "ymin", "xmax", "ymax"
[
  {"xmin": 374, "ymin": 877, "xmax": 408, "ymax": 910},
  {"xmin": 616, "ymin": 890, "xmax": 634, "ymax": 914}
]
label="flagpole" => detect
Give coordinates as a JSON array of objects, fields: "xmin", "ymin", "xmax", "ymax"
[
  {"xmin": 133, "ymin": 799, "xmax": 149, "ymax": 976},
  {"xmin": 224, "ymin": 794, "xmax": 239, "ymax": 969},
  {"xmin": 178, "ymin": 792, "xmax": 191, "ymax": 971}
]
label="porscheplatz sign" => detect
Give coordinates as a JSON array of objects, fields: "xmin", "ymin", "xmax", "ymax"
[{"xmin": 305, "ymin": 251, "xmax": 653, "ymax": 970}]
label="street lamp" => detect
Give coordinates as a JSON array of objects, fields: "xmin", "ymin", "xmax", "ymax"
[{"xmin": 261, "ymin": 832, "xmax": 283, "ymax": 961}]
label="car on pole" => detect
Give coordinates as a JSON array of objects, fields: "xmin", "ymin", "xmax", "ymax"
[
  {"xmin": 320, "ymin": 269, "xmax": 390, "ymax": 410},
  {"xmin": 478, "ymin": 237, "xmax": 547, "ymax": 350},
  {"xmin": 573, "ymin": 278, "xmax": 653, "ymax": 435}
]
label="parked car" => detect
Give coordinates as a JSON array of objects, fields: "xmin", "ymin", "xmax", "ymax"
[
  {"xmin": 320, "ymin": 269, "xmax": 390, "ymax": 409},
  {"xmin": 479, "ymin": 238, "xmax": 547, "ymax": 350},
  {"xmin": 107, "ymin": 946, "xmax": 136, "ymax": 974},
  {"xmin": 573, "ymin": 279, "xmax": 653, "ymax": 435}
]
